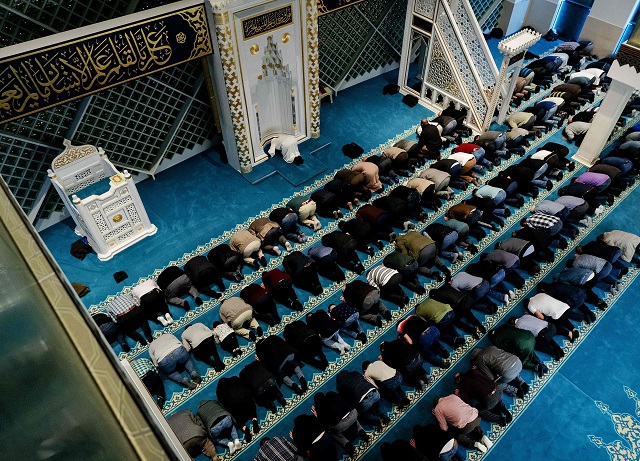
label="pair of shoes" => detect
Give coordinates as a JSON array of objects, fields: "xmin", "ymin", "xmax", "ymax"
[
  {"xmin": 389, "ymin": 232, "xmax": 397, "ymax": 243},
  {"xmin": 157, "ymin": 316, "xmax": 169, "ymax": 327},
  {"xmin": 383, "ymin": 310, "xmax": 392, "ymax": 321},
  {"xmin": 508, "ymin": 289, "xmax": 516, "ymax": 300},
  {"xmin": 596, "ymin": 300, "xmax": 608, "ymax": 311},
  {"xmin": 272, "ymin": 246, "xmax": 281, "ymax": 256},
  {"xmin": 481, "ymin": 435, "xmax": 494, "ymax": 449},
  {"xmin": 252, "ymin": 419, "xmax": 261, "ymax": 433},
  {"xmin": 300, "ymin": 377, "xmax": 308, "ymax": 393},
  {"xmin": 399, "ymin": 397, "xmax": 411, "ymax": 409},
  {"xmin": 195, "ymin": 296, "xmax": 204, "ymax": 306},
  {"xmin": 365, "ymin": 246, "xmax": 375, "ymax": 256},
  {"xmin": 359, "ymin": 430, "xmax": 370, "ymax": 442},
  {"xmin": 569, "ymin": 329, "xmax": 580, "ymax": 343},
  {"xmin": 403, "ymin": 221, "xmax": 416, "ymax": 231},
  {"xmin": 291, "ymin": 383, "xmax": 304, "ymax": 395},
  {"xmin": 243, "ymin": 426, "xmax": 253, "ymax": 443},
  {"xmin": 375, "ymin": 316, "xmax": 383, "ymax": 328},
  {"xmin": 234, "ymin": 439, "xmax": 242, "ymax": 452},
  {"xmin": 503, "ymin": 294, "xmax": 510, "ymax": 304},
  {"xmin": 292, "ymin": 299, "xmax": 304, "ymax": 311},
  {"xmin": 357, "ymin": 331, "xmax": 368, "ymax": 343},
  {"xmin": 214, "ymin": 361, "xmax": 225, "ymax": 372},
  {"xmin": 474, "ymin": 441, "xmax": 488, "ymax": 453},
  {"xmin": 453, "ymin": 336, "xmax": 465, "ymax": 348},
  {"xmin": 228, "ymin": 441, "xmax": 236, "ymax": 455},
  {"xmin": 536, "ymin": 363, "xmax": 549, "ymax": 377},
  {"xmin": 440, "ymin": 359, "xmax": 451, "ymax": 369},
  {"xmin": 191, "ymin": 372, "xmax": 202, "ymax": 384},
  {"xmin": 284, "ymin": 242, "xmax": 293, "ymax": 252},
  {"xmin": 187, "ymin": 381, "xmax": 198, "ymax": 390}
]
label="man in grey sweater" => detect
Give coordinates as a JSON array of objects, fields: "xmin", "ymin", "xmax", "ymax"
[
  {"xmin": 470, "ymin": 346, "xmax": 529, "ymax": 398},
  {"xmin": 149, "ymin": 333, "xmax": 202, "ymax": 389}
]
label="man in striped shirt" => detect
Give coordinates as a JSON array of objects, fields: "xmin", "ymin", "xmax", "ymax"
[{"xmin": 366, "ymin": 265, "xmax": 409, "ymax": 307}]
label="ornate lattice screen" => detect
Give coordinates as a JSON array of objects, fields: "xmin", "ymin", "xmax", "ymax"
[
  {"xmin": 318, "ymin": 0, "xmax": 406, "ymax": 89},
  {"xmin": 0, "ymin": 1, "xmax": 216, "ymax": 224}
]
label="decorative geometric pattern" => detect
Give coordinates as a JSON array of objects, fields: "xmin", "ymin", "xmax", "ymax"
[
  {"xmin": 155, "ymin": 96, "xmax": 634, "ymax": 449},
  {"xmin": 92, "ymin": 211, "xmax": 109, "ymax": 234},
  {"xmin": 0, "ymin": 136, "xmax": 59, "ymax": 214},
  {"xmin": 306, "ymin": 0, "xmax": 321, "ymax": 137},
  {"xmin": 213, "ymin": 11, "xmax": 252, "ymax": 171},
  {"xmin": 589, "ymin": 386, "xmax": 640, "ymax": 460},
  {"xmin": 426, "ymin": 36, "xmax": 464, "ymax": 101},
  {"xmin": 104, "ymin": 223, "xmax": 133, "ymax": 240},
  {"xmin": 318, "ymin": 7, "xmax": 372, "ymax": 88},
  {"xmin": 481, "ymin": 4, "xmax": 502, "ymax": 31},
  {"xmin": 318, "ymin": 0, "xmax": 406, "ymax": 89},
  {"xmin": 356, "ymin": 0, "xmax": 390, "ymax": 23},
  {"xmin": 104, "ymin": 197, "xmax": 133, "ymax": 214},
  {"xmin": 125, "ymin": 204, "xmax": 141, "ymax": 225},
  {"xmin": 436, "ymin": 6, "xmax": 488, "ymax": 124},
  {"xmin": 414, "ymin": 0, "xmax": 436, "ymax": 20},
  {"xmin": 453, "ymin": 0, "xmax": 496, "ymax": 89}
]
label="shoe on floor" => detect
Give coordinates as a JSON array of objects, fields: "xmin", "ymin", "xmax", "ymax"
[
  {"xmin": 157, "ymin": 316, "xmax": 169, "ymax": 327},
  {"xmin": 474, "ymin": 442, "xmax": 488, "ymax": 453},
  {"xmin": 481, "ymin": 435, "xmax": 494, "ymax": 449},
  {"xmin": 228, "ymin": 441, "xmax": 236, "ymax": 455}
]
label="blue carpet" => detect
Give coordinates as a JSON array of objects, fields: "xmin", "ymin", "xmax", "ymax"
[
  {"xmin": 39, "ymin": 70, "xmax": 433, "ymax": 308},
  {"xmin": 34, "ymin": 50, "xmax": 640, "ymax": 461},
  {"xmin": 487, "ymin": 188, "xmax": 640, "ymax": 461}
]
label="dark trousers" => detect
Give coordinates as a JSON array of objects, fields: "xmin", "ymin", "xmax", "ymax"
[
  {"xmin": 142, "ymin": 370, "xmax": 166, "ymax": 402},
  {"xmin": 117, "ymin": 307, "xmax": 153, "ymax": 343},
  {"xmin": 380, "ymin": 274, "xmax": 408, "ymax": 305},
  {"xmin": 252, "ymin": 293, "xmax": 281, "ymax": 326},
  {"xmin": 452, "ymin": 417, "xmax": 484, "ymax": 448},
  {"xmin": 139, "ymin": 290, "xmax": 170, "ymax": 323},
  {"xmin": 219, "ymin": 335, "xmax": 240, "ymax": 354},
  {"xmin": 535, "ymin": 325, "xmax": 564, "ymax": 358},
  {"xmin": 192, "ymin": 336, "xmax": 223, "ymax": 366}
]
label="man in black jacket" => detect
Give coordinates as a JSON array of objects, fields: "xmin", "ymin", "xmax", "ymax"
[
  {"xmin": 283, "ymin": 251, "xmax": 323, "ymax": 295},
  {"xmin": 284, "ymin": 320, "xmax": 329, "ymax": 370},
  {"xmin": 380, "ymin": 339, "xmax": 429, "ymax": 390},
  {"xmin": 343, "ymin": 280, "xmax": 392, "ymax": 326},
  {"xmin": 239, "ymin": 361, "xmax": 286, "ymax": 413},
  {"xmin": 256, "ymin": 336, "xmax": 307, "ymax": 395},
  {"xmin": 417, "ymin": 119, "xmax": 442, "ymax": 159},
  {"xmin": 157, "ymin": 265, "xmax": 203, "ymax": 309},
  {"xmin": 184, "ymin": 256, "xmax": 225, "ymax": 298},
  {"xmin": 312, "ymin": 391, "xmax": 368, "ymax": 456},
  {"xmin": 336, "ymin": 370, "xmax": 390, "ymax": 429}
]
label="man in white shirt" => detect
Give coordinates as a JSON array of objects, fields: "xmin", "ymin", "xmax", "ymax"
[{"xmin": 524, "ymin": 293, "xmax": 580, "ymax": 342}]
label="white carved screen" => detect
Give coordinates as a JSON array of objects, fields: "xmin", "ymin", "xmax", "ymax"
[{"xmin": 233, "ymin": 0, "xmax": 307, "ymax": 164}]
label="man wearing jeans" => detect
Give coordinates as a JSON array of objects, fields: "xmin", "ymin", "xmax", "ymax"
[
  {"xmin": 197, "ymin": 399, "xmax": 240, "ymax": 455},
  {"xmin": 306, "ymin": 310, "xmax": 351, "ymax": 355},
  {"xmin": 131, "ymin": 357, "xmax": 165, "ymax": 407},
  {"xmin": 397, "ymin": 314, "xmax": 451, "ymax": 369},
  {"xmin": 329, "ymin": 302, "xmax": 367, "ymax": 343},
  {"xmin": 336, "ymin": 370, "xmax": 390, "ymax": 429},
  {"xmin": 362, "ymin": 360, "xmax": 410, "ymax": 407},
  {"xmin": 432, "ymin": 394, "xmax": 493, "ymax": 452},
  {"xmin": 148, "ymin": 333, "xmax": 202, "ymax": 389}
]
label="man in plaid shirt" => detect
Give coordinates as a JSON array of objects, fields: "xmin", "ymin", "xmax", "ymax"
[
  {"xmin": 130, "ymin": 358, "xmax": 165, "ymax": 407},
  {"xmin": 521, "ymin": 212, "xmax": 563, "ymax": 236},
  {"xmin": 106, "ymin": 293, "xmax": 154, "ymax": 346}
]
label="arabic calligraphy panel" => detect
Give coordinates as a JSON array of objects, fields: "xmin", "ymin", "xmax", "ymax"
[{"xmin": 0, "ymin": 5, "xmax": 212, "ymax": 125}]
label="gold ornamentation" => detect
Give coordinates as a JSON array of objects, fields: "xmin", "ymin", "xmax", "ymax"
[
  {"xmin": 1, "ymin": 5, "xmax": 211, "ymax": 124},
  {"xmin": 176, "ymin": 32, "xmax": 186, "ymax": 44},
  {"xmin": 177, "ymin": 6, "xmax": 213, "ymax": 59},
  {"xmin": 214, "ymin": 14, "xmax": 251, "ymax": 168},
  {"xmin": 250, "ymin": 44, "xmax": 259, "ymax": 55},
  {"xmin": 112, "ymin": 214, "xmax": 123, "ymax": 222},
  {"xmin": 282, "ymin": 33, "xmax": 290, "ymax": 43},
  {"xmin": 242, "ymin": 6, "xmax": 293, "ymax": 40},
  {"xmin": 306, "ymin": 0, "xmax": 321, "ymax": 136},
  {"xmin": 52, "ymin": 140, "xmax": 99, "ymax": 169},
  {"xmin": 110, "ymin": 174, "xmax": 123, "ymax": 183}
]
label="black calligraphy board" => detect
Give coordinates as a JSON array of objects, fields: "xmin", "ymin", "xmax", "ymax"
[
  {"xmin": 242, "ymin": 6, "xmax": 293, "ymax": 40},
  {"xmin": 317, "ymin": 0, "xmax": 366, "ymax": 15},
  {"xmin": 0, "ymin": 5, "xmax": 212, "ymax": 124}
]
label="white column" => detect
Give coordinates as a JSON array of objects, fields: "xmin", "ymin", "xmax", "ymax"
[
  {"xmin": 498, "ymin": 0, "xmax": 531, "ymax": 36},
  {"xmin": 573, "ymin": 60, "xmax": 639, "ymax": 166}
]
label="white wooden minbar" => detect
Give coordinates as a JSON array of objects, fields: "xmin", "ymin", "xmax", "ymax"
[{"xmin": 48, "ymin": 140, "xmax": 157, "ymax": 261}]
